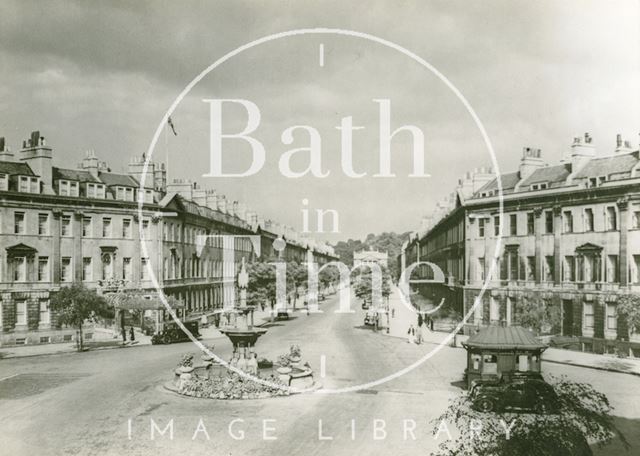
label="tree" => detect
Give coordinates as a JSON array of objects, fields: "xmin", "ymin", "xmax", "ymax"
[
  {"xmin": 332, "ymin": 231, "xmax": 410, "ymax": 279},
  {"xmin": 617, "ymin": 293, "xmax": 640, "ymax": 356},
  {"xmin": 517, "ymin": 298, "xmax": 561, "ymax": 335},
  {"xmin": 318, "ymin": 266, "xmax": 339, "ymax": 294},
  {"xmin": 353, "ymin": 270, "xmax": 373, "ymax": 300},
  {"xmin": 287, "ymin": 261, "xmax": 308, "ymax": 309},
  {"xmin": 352, "ymin": 266, "xmax": 392, "ymax": 304},
  {"xmin": 246, "ymin": 261, "xmax": 276, "ymax": 312},
  {"xmin": 49, "ymin": 284, "xmax": 111, "ymax": 351},
  {"xmin": 431, "ymin": 376, "xmax": 627, "ymax": 456}
]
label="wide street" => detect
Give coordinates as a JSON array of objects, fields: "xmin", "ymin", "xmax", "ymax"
[{"xmin": 1, "ymin": 292, "xmax": 639, "ymax": 456}]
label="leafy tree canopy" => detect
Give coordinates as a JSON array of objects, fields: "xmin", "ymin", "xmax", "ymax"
[
  {"xmin": 431, "ymin": 376, "xmax": 627, "ymax": 456},
  {"xmin": 333, "ymin": 231, "xmax": 410, "ymax": 279},
  {"xmin": 49, "ymin": 284, "xmax": 111, "ymax": 351},
  {"xmin": 617, "ymin": 293, "xmax": 640, "ymax": 336}
]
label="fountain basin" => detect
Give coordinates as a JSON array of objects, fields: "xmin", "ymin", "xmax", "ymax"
[{"xmin": 219, "ymin": 327, "xmax": 267, "ymax": 348}]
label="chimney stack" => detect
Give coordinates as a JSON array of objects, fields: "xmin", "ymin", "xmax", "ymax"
[
  {"xmin": 80, "ymin": 150, "xmax": 101, "ymax": 179},
  {"xmin": 614, "ymin": 134, "xmax": 633, "ymax": 154},
  {"xmin": 0, "ymin": 137, "xmax": 14, "ymax": 161},
  {"xmin": 127, "ymin": 154, "xmax": 154, "ymax": 188},
  {"xmin": 471, "ymin": 167, "xmax": 494, "ymax": 193},
  {"xmin": 192, "ymin": 184, "xmax": 207, "ymax": 206},
  {"xmin": 205, "ymin": 189, "xmax": 218, "ymax": 210},
  {"xmin": 518, "ymin": 147, "xmax": 545, "ymax": 180},
  {"xmin": 20, "ymin": 131, "xmax": 53, "ymax": 194},
  {"xmin": 567, "ymin": 133, "xmax": 596, "ymax": 172},
  {"xmin": 153, "ymin": 162, "xmax": 167, "ymax": 193},
  {"xmin": 166, "ymin": 178, "xmax": 193, "ymax": 200},
  {"xmin": 217, "ymin": 195, "xmax": 228, "ymax": 213}
]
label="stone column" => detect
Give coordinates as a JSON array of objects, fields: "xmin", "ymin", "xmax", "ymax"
[
  {"xmin": 151, "ymin": 216, "xmax": 162, "ymax": 284},
  {"xmin": 467, "ymin": 216, "xmax": 476, "ymax": 284},
  {"xmin": 534, "ymin": 207, "xmax": 543, "ymax": 284},
  {"xmin": 73, "ymin": 210, "xmax": 83, "ymax": 283},
  {"xmin": 617, "ymin": 196, "xmax": 629, "ymax": 286},
  {"xmin": 553, "ymin": 205, "xmax": 562, "ymax": 284},
  {"xmin": 52, "ymin": 210, "xmax": 62, "ymax": 283},
  {"xmin": 133, "ymin": 214, "xmax": 141, "ymax": 288}
]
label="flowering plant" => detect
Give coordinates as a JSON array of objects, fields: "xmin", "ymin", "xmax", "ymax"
[
  {"xmin": 289, "ymin": 344, "xmax": 301, "ymax": 358},
  {"xmin": 177, "ymin": 353, "xmax": 194, "ymax": 368},
  {"xmin": 277, "ymin": 355, "xmax": 291, "ymax": 367}
]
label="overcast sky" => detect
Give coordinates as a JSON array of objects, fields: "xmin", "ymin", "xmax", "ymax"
[{"xmin": 1, "ymin": 0, "xmax": 638, "ymax": 241}]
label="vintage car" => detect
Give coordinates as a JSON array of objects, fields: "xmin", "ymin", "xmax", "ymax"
[
  {"xmin": 151, "ymin": 321, "xmax": 200, "ymax": 344},
  {"xmin": 364, "ymin": 309, "xmax": 378, "ymax": 326},
  {"xmin": 469, "ymin": 377, "xmax": 560, "ymax": 414}
]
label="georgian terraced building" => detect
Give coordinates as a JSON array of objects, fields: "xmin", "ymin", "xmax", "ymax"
[
  {"xmin": 0, "ymin": 131, "xmax": 337, "ymax": 346},
  {"xmin": 403, "ymin": 133, "xmax": 640, "ymax": 356}
]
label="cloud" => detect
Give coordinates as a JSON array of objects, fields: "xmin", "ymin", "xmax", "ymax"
[{"xmin": 0, "ymin": 0, "xmax": 638, "ymax": 240}]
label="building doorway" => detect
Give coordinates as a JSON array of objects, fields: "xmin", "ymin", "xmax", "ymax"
[{"xmin": 562, "ymin": 299, "xmax": 573, "ymax": 336}]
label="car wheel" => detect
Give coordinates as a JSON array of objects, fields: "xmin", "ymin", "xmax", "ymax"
[{"xmin": 477, "ymin": 398, "xmax": 495, "ymax": 412}]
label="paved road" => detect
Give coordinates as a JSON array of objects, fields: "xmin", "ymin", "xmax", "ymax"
[{"xmin": 1, "ymin": 293, "xmax": 638, "ymax": 456}]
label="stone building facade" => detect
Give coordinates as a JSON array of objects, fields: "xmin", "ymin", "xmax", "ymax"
[
  {"xmin": 0, "ymin": 131, "xmax": 336, "ymax": 346},
  {"xmin": 403, "ymin": 133, "xmax": 640, "ymax": 355}
]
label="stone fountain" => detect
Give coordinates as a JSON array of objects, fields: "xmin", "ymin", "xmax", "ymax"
[
  {"xmin": 167, "ymin": 256, "xmax": 318, "ymax": 398},
  {"xmin": 219, "ymin": 258, "xmax": 267, "ymax": 358}
]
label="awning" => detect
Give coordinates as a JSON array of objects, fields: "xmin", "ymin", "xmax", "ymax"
[
  {"xmin": 106, "ymin": 292, "xmax": 185, "ymax": 311},
  {"xmin": 462, "ymin": 325, "xmax": 547, "ymax": 351}
]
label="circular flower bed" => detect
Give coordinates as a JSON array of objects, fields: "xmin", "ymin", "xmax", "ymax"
[{"xmin": 178, "ymin": 371, "xmax": 290, "ymax": 400}]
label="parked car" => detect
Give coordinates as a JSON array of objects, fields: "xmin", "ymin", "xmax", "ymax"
[
  {"xmin": 364, "ymin": 310, "xmax": 378, "ymax": 326},
  {"xmin": 276, "ymin": 309, "xmax": 290, "ymax": 320},
  {"xmin": 469, "ymin": 378, "xmax": 560, "ymax": 414},
  {"xmin": 151, "ymin": 321, "xmax": 200, "ymax": 344}
]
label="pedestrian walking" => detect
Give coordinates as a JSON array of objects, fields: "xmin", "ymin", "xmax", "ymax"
[
  {"xmin": 416, "ymin": 323, "xmax": 425, "ymax": 345},
  {"xmin": 129, "ymin": 327, "xmax": 135, "ymax": 342},
  {"xmin": 407, "ymin": 324, "xmax": 415, "ymax": 343},
  {"xmin": 121, "ymin": 326, "xmax": 127, "ymax": 344}
]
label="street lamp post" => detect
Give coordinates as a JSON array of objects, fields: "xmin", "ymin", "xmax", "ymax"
[{"xmin": 237, "ymin": 257, "xmax": 252, "ymax": 328}]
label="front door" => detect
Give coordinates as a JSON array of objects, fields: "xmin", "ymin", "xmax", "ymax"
[{"xmin": 562, "ymin": 300, "xmax": 573, "ymax": 336}]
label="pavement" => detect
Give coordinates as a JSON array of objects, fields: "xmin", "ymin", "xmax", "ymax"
[
  {"xmin": 0, "ymin": 303, "xmax": 303, "ymax": 359},
  {"xmin": 382, "ymin": 285, "xmax": 640, "ymax": 377},
  {"xmin": 0, "ymin": 331, "xmax": 152, "ymax": 359},
  {"xmin": 0, "ymin": 291, "xmax": 638, "ymax": 456},
  {"xmin": 4, "ymin": 290, "xmax": 640, "ymax": 379},
  {"xmin": 542, "ymin": 346, "xmax": 640, "ymax": 376}
]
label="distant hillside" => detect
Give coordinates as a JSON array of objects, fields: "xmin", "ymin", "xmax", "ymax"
[{"xmin": 333, "ymin": 231, "xmax": 411, "ymax": 277}]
